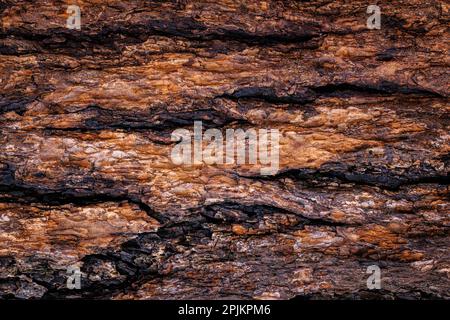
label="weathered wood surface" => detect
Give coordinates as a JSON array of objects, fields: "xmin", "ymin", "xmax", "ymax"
[{"xmin": 0, "ymin": 0, "xmax": 448, "ymax": 299}]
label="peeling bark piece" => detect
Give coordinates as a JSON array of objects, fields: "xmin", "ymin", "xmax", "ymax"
[{"xmin": 0, "ymin": 202, "xmax": 159, "ymax": 265}]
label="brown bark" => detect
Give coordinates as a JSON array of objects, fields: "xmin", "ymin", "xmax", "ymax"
[{"xmin": 0, "ymin": 0, "xmax": 448, "ymax": 299}]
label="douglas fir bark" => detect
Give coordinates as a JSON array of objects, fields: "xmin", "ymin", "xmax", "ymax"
[{"xmin": 0, "ymin": 0, "xmax": 448, "ymax": 299}]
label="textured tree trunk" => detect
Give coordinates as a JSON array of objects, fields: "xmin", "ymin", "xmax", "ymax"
[{"xmin": 0, "ymin": 0, "xmax": 448, "ymax": 299}]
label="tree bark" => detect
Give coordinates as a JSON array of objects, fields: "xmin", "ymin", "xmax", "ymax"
[{"xmin": 0, "ymin": 0, "xmax": 448, "ymax": 299}]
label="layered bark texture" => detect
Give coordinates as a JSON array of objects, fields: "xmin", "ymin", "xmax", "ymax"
[{"xmin": 0, "ymin": 0, "xmax": 449, "ymax": 299}]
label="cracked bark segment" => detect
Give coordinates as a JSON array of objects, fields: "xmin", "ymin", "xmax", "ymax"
[
  {"xmin": 0, "ymin": 108, "xmax": 447, "ymax": 212},
  {"xmin": 0, "ymin": 201, "xmax": 159, "ymax": 261},
  {"xmin": 0, "ymin": 0, "xmax": 448, "ymax": 116},
  {"xmin": 0, "ymin": 0, "xmax": 449, "ymax": 300},
  {"xmin": 0, "ymin": 201, "xmax": 159, "ymax": 298}
]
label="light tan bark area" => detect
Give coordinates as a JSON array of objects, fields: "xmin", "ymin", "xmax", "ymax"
[{"xmin": 0, "ymin": 0, "xmax": 448, "ymax": 299}]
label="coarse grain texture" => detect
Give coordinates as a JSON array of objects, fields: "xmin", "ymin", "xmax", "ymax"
[{"xmin": 0, "ymin": 0, "xmax": 448, "ymax": 299}]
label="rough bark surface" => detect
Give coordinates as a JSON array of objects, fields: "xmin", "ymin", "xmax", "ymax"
[{"xmin": 0, "ymin": 0, "xmax": 449, "ymax": 299}]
